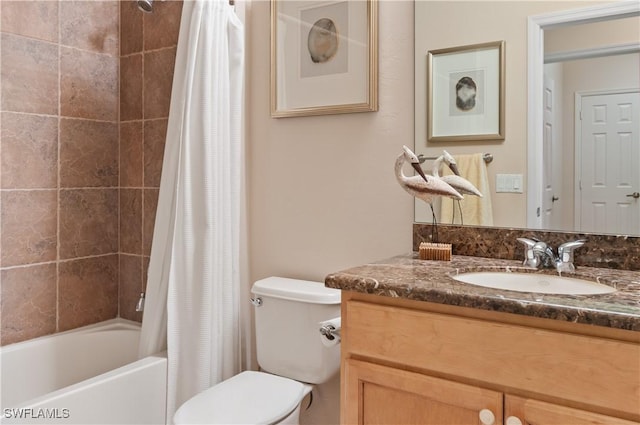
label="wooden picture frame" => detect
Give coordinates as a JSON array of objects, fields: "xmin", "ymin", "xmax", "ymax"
[
  {"xmin": 427, "ymin": 41, "xmax": 505, "ymax": 142},
  {"xmin": 270, "ymin": 0, "xmax": 378, "ymax": 117}
]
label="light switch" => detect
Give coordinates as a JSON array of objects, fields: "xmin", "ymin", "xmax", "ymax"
[{"xmin": 496, "ymin": 174, "xmax": 523, "ymax": 193}]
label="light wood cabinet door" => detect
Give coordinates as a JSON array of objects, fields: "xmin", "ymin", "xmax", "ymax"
[
  {"xmin": 505, "ymin": 395, "xmax": 640, "ymax": 425},
  {"xmin": 345, "ymin": 300, "xmax": 640, "ymax": 417},
  {"xmin": 344, "ymin": 359, "xmax": 503, "ymax": 425}
]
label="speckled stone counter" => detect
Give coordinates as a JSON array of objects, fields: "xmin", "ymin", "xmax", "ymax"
[{"xmin": 325, "ymin": 253, "xmax": 640, "ymax": 331}]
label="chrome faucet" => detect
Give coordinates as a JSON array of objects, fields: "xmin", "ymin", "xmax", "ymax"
[
  {"xmin": 517, "ymin": 238, "xmax": 586, "ymax": 274},
  {"xmin": 136, "ymin": 292, "xmax": 145, "ymax": 312}
]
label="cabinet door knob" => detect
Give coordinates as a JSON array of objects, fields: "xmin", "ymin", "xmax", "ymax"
[
  {"xmin": 506, "ymin": 416, "xmax": 523, "ymax": 425},
  {"xmin": 479, "ymin": 409, "xmax": 495, "ymax": 425}
]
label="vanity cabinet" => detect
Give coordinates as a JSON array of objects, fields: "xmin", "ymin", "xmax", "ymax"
[
  {"xmin": 345, "ymin": 359, "xmax": 503, "ymax": 424},
  {"xmin": 340, "ymin": 292, "xmax": 640, "ymax": 425},
  {"xmin": 505, "ymin": 395, "xmax": 638, "ymax": 425},
  {"xmin": 345, "ymin": 360, "xmax": 638, "ymax": 425}
]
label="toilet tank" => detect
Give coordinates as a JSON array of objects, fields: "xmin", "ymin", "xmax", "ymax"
[{"xmin": 251, "ymin": 277, "xmax": 341, "ymax": 384}]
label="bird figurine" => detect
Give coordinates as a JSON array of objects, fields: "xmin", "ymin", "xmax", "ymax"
[
  {"xmin": 433, "ymin": 150, "xmax": 483, "ymax": 196},
  {"xmin": 432, "ymin": 150, "xmax": 483, "ymax": 225},
  {"xmin": 395, "ymin": 145, "xmax": 463, "ymax": 240}
]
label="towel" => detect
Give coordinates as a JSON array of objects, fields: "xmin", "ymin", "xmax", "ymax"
[{"xmin": 440, "ymin": 153, "xmax": 493, "ymax": 226}]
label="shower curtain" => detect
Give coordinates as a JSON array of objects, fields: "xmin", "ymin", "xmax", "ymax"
[{"xmin": 138, "ymin": 0, "xmax": 245, "ymax": 420}]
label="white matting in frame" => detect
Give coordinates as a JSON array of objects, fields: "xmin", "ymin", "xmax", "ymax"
[
  {"xmin": 271, "ymin": 0, "xmax": 378, "ymax": 117},
  {"xmin": 428, "ymin": 41, "xmax": 505, "ymax": 142}
]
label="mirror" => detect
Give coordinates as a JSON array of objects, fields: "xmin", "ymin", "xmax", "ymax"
[{"xmin": 414, "ymin": 1, "xmax": 640, "ymax": 236}]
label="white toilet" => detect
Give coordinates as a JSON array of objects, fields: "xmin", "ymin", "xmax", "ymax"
[{"xmin": 173, "ymin": 276, "xmax": 342, "ymax": 425}]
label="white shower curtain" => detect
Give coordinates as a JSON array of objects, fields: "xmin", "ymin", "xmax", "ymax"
[{"xmin": 138, "ymin": 0, "xmax": 245, "ymax": 420}]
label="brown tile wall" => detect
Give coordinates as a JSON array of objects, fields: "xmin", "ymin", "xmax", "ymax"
[
  {"xmin": 118, "ymin": 0, "xmax": 181, "ymax": 322},
  {"xmin": 0, "ymin": 0, "xmax": 181, "ymax": 345}
]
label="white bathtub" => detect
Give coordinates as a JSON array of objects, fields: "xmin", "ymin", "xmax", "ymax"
[{"xmin": 0, "ymin": 319, "xmax": 167, "ymax": 424}]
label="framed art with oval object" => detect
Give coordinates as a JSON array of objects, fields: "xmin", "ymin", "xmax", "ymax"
[
  {"xmin": 271, "ymin": 0, "xmax": 378, "ymax": 117},
  {"xmin": 427, "ymin": 41, "xmax": 505, "ymax": 142}
]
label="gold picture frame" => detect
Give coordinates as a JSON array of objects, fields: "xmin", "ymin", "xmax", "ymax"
[
  {"xmin": 270, "ymin": 0, "xmax": 378, "ymax": 118},
  {"xmin": 427, "ymin": 41, "xmax": 505, "ymax": 142}
]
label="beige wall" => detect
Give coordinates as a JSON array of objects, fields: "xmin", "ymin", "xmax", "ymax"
[
  {"xmin": 248, "ymin": 0, "xmax": 415, "ymax": 284},
  {"xmin": 247, "ymin": 3, "xmax": 414, "ymax": 423},
  {"xmin": 545, "ymin": 15, "xmax": 640, "ymax": 53}
]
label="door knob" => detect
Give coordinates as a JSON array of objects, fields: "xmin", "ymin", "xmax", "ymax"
[
  {"xmin": 626, "ymin": 192, "xmax": 640, "ymax": 199},
  {"xmin": 551, "ymin": 196, "xmax": 559, "ymax": 202}
]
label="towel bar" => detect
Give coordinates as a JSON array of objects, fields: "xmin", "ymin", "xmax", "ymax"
[{"xmin": 418, "ymin": 152, "xmax": 493, "ymax": 164}]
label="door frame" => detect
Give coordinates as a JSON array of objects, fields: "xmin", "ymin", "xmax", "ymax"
[{"xmin": 574, "ymin": 88, "xmax": 640, "ymax": 230}]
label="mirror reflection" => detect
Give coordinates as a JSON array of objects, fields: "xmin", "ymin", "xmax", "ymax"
[{"xmin": 414, "ymin": 1, "xmax": 640, "ymax": 236}]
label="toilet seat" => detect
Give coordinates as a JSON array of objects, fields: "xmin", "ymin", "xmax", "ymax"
[{"xmin": 173, "ymin": 371, "xmax": 306, "ymax": 424}]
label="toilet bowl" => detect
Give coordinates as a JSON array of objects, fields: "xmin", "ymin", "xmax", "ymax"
[{"xmin": 173, "ymin": 277, "xmax": 341, "ymax": 425}]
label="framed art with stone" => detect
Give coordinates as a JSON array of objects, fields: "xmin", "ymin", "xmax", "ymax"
[
  {"xmin": 271, "ymin": 0, "xmax": 378, "ymax": 117},
  {"xmin": 427, "ymin": 41, "xmax": 505, "ymax": 142}
]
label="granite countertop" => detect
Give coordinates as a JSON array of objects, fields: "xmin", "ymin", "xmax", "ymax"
[{"xmin": 325, "ymin": 253, "xmax": 640, "ymax": 332}]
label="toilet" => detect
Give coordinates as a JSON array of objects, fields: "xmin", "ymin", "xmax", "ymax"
[{"xmin": 173, "ymin": 276, "xmax": 342, "ymax": 425}]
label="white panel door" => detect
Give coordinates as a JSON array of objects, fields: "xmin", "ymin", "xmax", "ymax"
[
  {"xmin": 542, "ymin": 74, "xmax": 563, "ymax": 230},
  {"xmin": 579, "ymin": 90, "xmax": 640, "ymax": 234}
]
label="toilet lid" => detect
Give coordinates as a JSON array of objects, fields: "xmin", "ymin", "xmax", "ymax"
[{"xmin": 173, "ymin": 371, "xmax": 305, "ymax": 425}]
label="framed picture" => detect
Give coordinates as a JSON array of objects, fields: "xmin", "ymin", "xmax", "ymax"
[
  {"xmin": 270, "ymin": 0, "xmax": 378, "ymax": 118},
  {"xmin": 427, "ymin": 41, "xmax": 505, "ymax": 142}
]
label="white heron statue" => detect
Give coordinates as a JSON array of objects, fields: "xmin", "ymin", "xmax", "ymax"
[
  {"xmin": 433, "ymin": 150, "xmax": 483, "ymax": 197},
  {"xmin": 432, "ymin": 150, "xmax": 483, "ymax": 225},
  {"xmin": 395, "ymin": 145, "xmax": 462, "ymax": 241}
]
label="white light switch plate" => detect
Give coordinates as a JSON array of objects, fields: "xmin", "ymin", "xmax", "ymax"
[{"xmin": 496, "ymin": 174, "xmax": 523, "ymax": 193}]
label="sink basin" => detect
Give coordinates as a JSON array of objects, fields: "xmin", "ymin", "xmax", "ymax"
[{"xmin": 452, "ymin": 272, "xmax": 616, "ymax": 295}]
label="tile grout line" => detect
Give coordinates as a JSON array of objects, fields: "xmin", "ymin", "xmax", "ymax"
[
  {"xmin": 141, "ymin": 8, "xmax": 147, "ymax": 295},
  {"xmin": 56, "ymin": 10, "xmax": 62, "ymax": 334},
  {"xmin": 1, "ymin": 187, "xmax": 123, "ymax": 191},
  {"xmin": 120, "ymin": 252, "xmax": 146, "ymax": 259},
  {"xmin": 1, "ymin": 31, "xmax": 120, "ymax": 59},
  {"xmin": 0, "ymin": 23, "xmax": 2, "ymax": 319},
  {"xmin": 0, "ymin": 252, "xmax": 122, "ymax": 272},
  {"xmin": 118, "ymin": 0, "xmax": 122, "ymax": 320},
  {"xmin": 0, "ymin": 111, "xmax": 120, "ymax": 125},
  {"xmin": 123, "ymin": 45, "xmax": 176, "ymax": 57}
]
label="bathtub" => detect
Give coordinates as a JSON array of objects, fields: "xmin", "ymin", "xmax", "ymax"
[{"xmin": 0, "ymin": 319, "xmax": 167, "ymax": 424}]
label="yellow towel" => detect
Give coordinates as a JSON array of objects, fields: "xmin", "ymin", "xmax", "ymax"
[{"xmin": 440, "ymin": 153, "xmax": 493, "ymax": 226}]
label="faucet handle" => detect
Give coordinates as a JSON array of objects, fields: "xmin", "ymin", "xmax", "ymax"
[
  {"xmin": 517, "ymin": 238, "xmax": 539, "ymax": 268},
  {"xmin": 557, "ymin": 239, "xmax": 586, "ymax": 263},
  {"xmin": 517, "ymin": 237, "xmax": 536, "ymax": 246}
]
